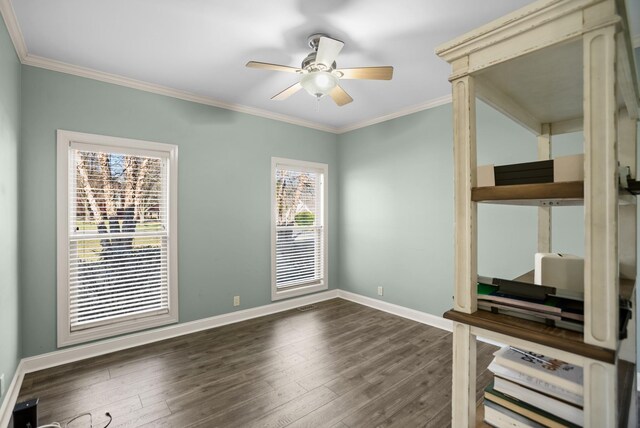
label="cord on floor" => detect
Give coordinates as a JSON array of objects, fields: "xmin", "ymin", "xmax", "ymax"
[{"xmin": 35, "ymin": 411, "xmax": 112, "ymax": 428}]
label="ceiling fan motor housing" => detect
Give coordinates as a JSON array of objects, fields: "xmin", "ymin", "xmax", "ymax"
[{"xmin": 301, "ymin": 52, "xmax": 336, "ymax": 72}]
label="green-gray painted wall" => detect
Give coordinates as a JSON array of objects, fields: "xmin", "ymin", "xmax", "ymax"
[
  {"xmin": 0, "ymin": 15, "xmax": 21, "ymax": 408},
  {"xmin": 19, "ymin": 66, "xmax": 339, "ymax": 357},
  {"xmin": 7, "ymin": 30, "xmax": 640, "ymax": 376}
]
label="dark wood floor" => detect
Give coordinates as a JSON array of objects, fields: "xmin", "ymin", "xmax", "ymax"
[{"xmin": 17, "ymin": 299, "xmax": 497, "ymax": 427}]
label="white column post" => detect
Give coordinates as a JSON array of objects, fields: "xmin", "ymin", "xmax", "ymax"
[
  {"xmin": 452, "ymin": 322, "xmax": 477, "ymax": 427},
  {"xmin": 583, "ymin": 359, "xmax": 617, "ymax": 427},
  {"xmin": 618, "ymin": 108, "xmax": 637, "ymax": 282},
  {"xmin": 583, "ymin": 25, "xmax": 618, "ymax": 350},
  {"xmin": 452, "ymin": 74, "xmax": 477, "ymax": 314}
]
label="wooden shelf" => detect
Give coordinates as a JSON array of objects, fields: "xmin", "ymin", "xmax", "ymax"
[
  {"xmin": 472, "ymin": 181, "xmax": 636, "ymax": 206},
  {"xmin": 443, "ymin": 309, "xmax": 615, "ymax": 363},
  {"xmin": 472, "ymin": 181, "xmax": 583, "ymax": 205},
  {"xmin": 438, "ymin": 0, "xmax": 638, "ymax": 424}
]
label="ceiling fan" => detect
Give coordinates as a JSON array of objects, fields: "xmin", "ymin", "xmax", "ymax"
[{"xmin": 246, "ymin": 34, "xmax": 393, "ymax": 106}]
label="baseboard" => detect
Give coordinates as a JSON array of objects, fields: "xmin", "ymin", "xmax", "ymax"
[
  {"xmin": 337, "ymin": 290, "xmax": 505, "ymax": 348},
  {"xmin": 0, "ymin": 360, "xmax": 25, "ymax": 428},
  {"xmin": 337, "ymin": 290, "xmax": 453, "ymax": 331}
]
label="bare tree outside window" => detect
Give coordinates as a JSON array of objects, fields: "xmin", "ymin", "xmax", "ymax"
[
  {"xmin": 275, "ymin": 168, "xmax": 323, "ymax": 288},
  {"xmin": 71, "ymin": 150, "xmax": 167, "ymax": 327}
]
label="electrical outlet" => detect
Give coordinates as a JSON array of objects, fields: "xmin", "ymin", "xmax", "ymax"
[
  {"xmin": 0, "ymin": 373, "xmax": 4, "ymax": 398},
  {"xmin": 233, "ymin": 296, "xmax": 240, "ymax": 307},
  {"xmin": 377, "ymin": 286, "xmax": 384, "ymax": 296}
]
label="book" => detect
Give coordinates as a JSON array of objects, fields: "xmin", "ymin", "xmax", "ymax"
[
  {"xmin": 478, "ymin": 283, "xmax": 562, "ymax": 314},
  {"xmin": 493, "ymin": 376, "xmax": 583, "ymax": 425},
  {"xmin": 485, "ymin": 382, "xmax": 581, "ymax": 428},
  {"xmin": 479, "ymin": 300, "xmax": 562, "ymax": 320},
  {"xmin": 478, "ymin": 302, "xmax": 584, "ymax": 332},
  {"xmin": 484, "ymin": 400, "xmax": 545, "ymax": 428},
  {"xmin": 493, "ymin": 347, "xmax": 583, "ymax": 395},
  {"xmin": 494, "ymin": 159, "xmax": 554, "ymax": 186},
  {"xmin": 478, "ymin": 276, "xmax": 556, "ymax": 301},
  {"xmin": 488, "ymin": 361, "xmax": 583, "ymax": 406}
]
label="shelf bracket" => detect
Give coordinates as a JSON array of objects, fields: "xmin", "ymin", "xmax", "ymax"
[{"xmin": 476, "ymin": 76, "xmax": 542, "ymax": 136}]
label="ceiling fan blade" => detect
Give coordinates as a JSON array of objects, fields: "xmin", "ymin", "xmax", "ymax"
[
  {"xmin": 316, "ymin": 37, "xmax": 344, "ymax": 67},
  {"xmin": 246, "ymin": 61, "xmax": 301, "ymax": 73},
  {"xmin": 337, "ymin": 66, "xmax": 394, "ymax": 80},
  {"xmin": 271, "ymin": 82, "xmax": 302, "ymax": 101},
  {"xmin": 329, "ymin": 85, "xmax": 353, "ymax": 106}
]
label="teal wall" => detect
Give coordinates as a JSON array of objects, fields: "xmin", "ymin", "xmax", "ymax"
[
  {"xmin": 0, "ymin": 15, "xmax": 21, "ymax": 407},
  {"xmin": 337, "ymin": 101, "xmax": 585, "ymax": 318},
  {"xmin": 19, "ymin": 66, "xmax": 339, "ymax": 357}
]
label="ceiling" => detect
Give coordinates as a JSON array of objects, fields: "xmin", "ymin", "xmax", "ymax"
[{"xmin": 7, "ymin": 0, "xmax": 640, "ymax": 132}]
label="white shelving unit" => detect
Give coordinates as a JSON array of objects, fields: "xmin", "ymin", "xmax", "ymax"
[{"xmin": 435, "ymin": 0, "xmax": 639, "ymax": 426}]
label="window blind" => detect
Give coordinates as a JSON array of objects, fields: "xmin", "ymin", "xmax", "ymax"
[
  {"xmin": 275, "ymin": 165, "xmax": 325, "ymax": 289},
  {"xmin": 68, "ymin": 147, "xmax": 170, "ymax": 330}
]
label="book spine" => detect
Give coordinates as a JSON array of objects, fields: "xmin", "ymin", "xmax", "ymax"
[
  {"xmin": 494, "ymin": 378, "xmax": 583, "ymax": 425},
  {"xmin": 490, "ymin": 364, "xmax": 583, "ymax": 406},
  {"xmin": 495, "ymin": 358, "xmax": 583, "ymax": 395}
]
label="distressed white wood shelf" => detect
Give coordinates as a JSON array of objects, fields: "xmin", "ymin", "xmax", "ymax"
[
  {"xmin": 436, "ymin": 0, "xmax": 639, "ymax": 426},
  {"xmin": 472, "ymin": 181, "xmax": 636, "ymax": 206}
]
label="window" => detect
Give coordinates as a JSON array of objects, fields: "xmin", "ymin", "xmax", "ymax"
[
  {"xmin": 57, "ymin": 130, "xmax": 178, "ymax": 347},
  {"xmin": 271, "ymin": 158, "xmax": 328, "ymax": 300}
]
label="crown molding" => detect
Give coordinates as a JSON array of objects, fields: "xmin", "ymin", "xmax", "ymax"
[
  {"xmin": 20, "ymin": 51, "xmax": 454, "ymax": 136},
  {"xmin": 21, "ymin": 54, "xmax": 341, "ymax": 134},
  {"xmin": 0, "ymin": 0, "xmax": 26, "ymax": 60},
  {"xmin": 335, "ymin": 94, "xmax": 452, "ymax": 134}
]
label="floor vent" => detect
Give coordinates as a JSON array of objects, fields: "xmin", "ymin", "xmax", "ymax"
[{"xmin": 297, "ymin": 304, "xmax": 316, "ymax": 312}]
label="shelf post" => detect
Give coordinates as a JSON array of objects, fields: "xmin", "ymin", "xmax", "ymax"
[
  {"xmin": 452, "ymin": 322, "xmax": 477, "ymax": 427},
  {"xmin": 583, "ymin": 25, "xmax": 619, "ymax": 351},
  {"xmin": 583, "ymin": 359, "xmax": 617, "ymax": 428},
  {"xmin": 538, "ymin": 124, "xmax": 552, "ymax": 253},
  {"xmin": 452, "ymin": 73, "xmax": 477, "ymax": 314},
  {"xmin": 618, "ymin": 107, "xmax": 637, "ymax": 427},
  {"xmin": 618, "ymin": 107, "xmax": 637, "ymax": 282}
]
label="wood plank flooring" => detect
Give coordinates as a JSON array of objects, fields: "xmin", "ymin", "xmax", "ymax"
[{"xmin": 16, "ymin": 299, "xmax": 497, "ymax": 427}]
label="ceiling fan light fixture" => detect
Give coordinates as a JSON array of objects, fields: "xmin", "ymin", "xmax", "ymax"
[
  {"xmin": 246, "ymin": 34, "xmax": 393, "ymax": 106},
  {"xmin": 300, "ymin": 71, "xmax": 337, "ymax": 97}
]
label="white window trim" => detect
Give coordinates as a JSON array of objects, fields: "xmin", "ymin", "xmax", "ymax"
[
  {"xmin": 271, "ymin": 157, "xmax": 329, "ymax": 301},
  {"xmin": 57, "ymin": 130, "xmax": 179, "ymax": 347}
]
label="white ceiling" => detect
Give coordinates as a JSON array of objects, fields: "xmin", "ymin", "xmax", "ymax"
[{"xmin": 9, "ymin": 0, "xmax": 639, "ymax": 131}]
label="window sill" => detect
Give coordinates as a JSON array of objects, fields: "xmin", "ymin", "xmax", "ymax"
[
  {"xmin": 271, "ymin": 281, "xmax": 328, "ymax": 301},
  {"xmin": 57, "ymin": 310, "xmax": 179, "ymax": 348}
]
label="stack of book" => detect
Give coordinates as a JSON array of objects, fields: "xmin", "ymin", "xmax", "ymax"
[
  {"xmin": 483, "ymin": 346, "xmax": 583, "ymax": 427},
  {"xmin": 477, "ymin": 276, "xmax": 584, "ymax": 332}
]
